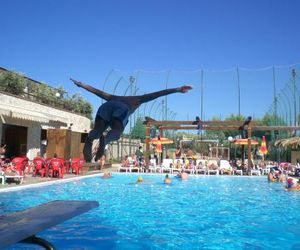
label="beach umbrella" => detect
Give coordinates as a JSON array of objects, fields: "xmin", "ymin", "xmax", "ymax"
[
  {"xmin": 259, "ymin": 136, "xmax": 268, "ymax": 161},
  {"xmin": 259, "ymin": 136, "xmax": 268, "ymax": 155},
  {"xmin": 150, "ymin": 137, "xmax": 174, "ymax": 145},
  {"xmin": 151, "ymin": 136, "xmax": 173, "ymax": 155},
  {"xmin": 233, "ymin": 139, "xmax": 259, "ymax": 145}
]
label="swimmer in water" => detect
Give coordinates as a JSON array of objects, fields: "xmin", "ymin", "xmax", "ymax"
[
  {"xmin": 101, "ymin": 171, "xmax": 112, "ymax": 179},
  {"xmin": 164, "ymin": 174, "xmax": 172, "ymax": 184}
]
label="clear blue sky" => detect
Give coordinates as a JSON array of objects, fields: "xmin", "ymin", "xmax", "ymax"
[{"xmin": 1, "ymin": 0, "xmax": 300, "ymax": 123}]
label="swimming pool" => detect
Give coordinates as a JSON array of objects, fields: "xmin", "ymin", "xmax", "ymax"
[{"xmin": 1, "ymin": 174, "xmax": 300, "ymax": 249}]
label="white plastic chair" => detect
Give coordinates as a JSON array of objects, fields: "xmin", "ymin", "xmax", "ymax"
[
  {"xmin": 195, "ymin": 160, "xmax": 207, "ymax": 175},
  {"xmin": 250, "ymin": 169, "xmax": 261, "ymax": 176},
  {"xmin": 234, "ymin": 169, "xmax": 243, "ymax": 175},
  {"xmin": 172, "ymin": 159, "xmax": 183, "ymax": 174},
  {"xmin": 129, "ymin": 164, "xmax": 140, "ymax": 173},
  {"xmin": 118, "ymin": 165, "xmax": 130, "ymax": 172},
  {"xmin": 182, "ymin": 159, "xmax": 195, "ymax": 175},
  {"xmin": 161, "ymin": 159, "xmax": 173, "ymax": 174},
  {"xmin": 207, "ymin": 160, "xmax": 219, "ymax": 175},
  {"xmin": 149, "ymin": 159, "xmax": 161, "ymax": 173},
  {"xmin": 219, "ymin": 160, "xmax": 233, "ymax": 175}
]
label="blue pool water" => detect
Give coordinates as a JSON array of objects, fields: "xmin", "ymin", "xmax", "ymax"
[{"xmin": 1, "ymin": 174, "xmax": 300, "ymax": 249}]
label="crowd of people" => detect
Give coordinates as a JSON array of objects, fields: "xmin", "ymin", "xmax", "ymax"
[
  {"xmin": 118, "ymin": 145, "xmax": 300, "ymax": 177},
  {"xmin": 0, "ymin": 151, "xmax": 87, "ymax": 184},
  {"xmin": 115, "ymin": 145, "xmax": 300, "ymax": 191},
  {"xmin": 2, "ymin": 141, "xmax": 300, "ymax": 191}
]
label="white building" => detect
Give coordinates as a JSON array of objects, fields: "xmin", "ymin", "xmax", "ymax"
[{"xmin": 0, "ymin": 71, "xmax": 90, "ymax": 160}]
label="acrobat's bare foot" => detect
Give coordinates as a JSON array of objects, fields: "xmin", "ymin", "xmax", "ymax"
[
  {"xmin": 180, "ymin": 85, "xmax": 193, "ymax": 93},
  {"xmin": 70, "ymin": 78, "xmax": 82, "ymax": 87}
]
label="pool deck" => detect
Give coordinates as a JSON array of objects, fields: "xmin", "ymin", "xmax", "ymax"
[
  {"xmin": 0, "ymin": 164, "xmax": 120, "ymax": 190},
  {"xmin": 0, "ymin": 164, "xmax": 268, "ymax": 191}
]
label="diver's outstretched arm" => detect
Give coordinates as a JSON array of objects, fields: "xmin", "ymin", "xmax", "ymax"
[
  {"xmin": 70, "ymin": 78, "xmax": 112, "ymax": 101},
  {"xmin": 139, "ymin": 85, "xmax": 192, "ymax": 104}
]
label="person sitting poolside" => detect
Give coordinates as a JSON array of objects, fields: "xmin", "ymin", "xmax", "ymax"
[
  {"xmin": 4, "ymin": 164, "xmax": 20, "ymax": 176},
  {"xmin": 121, "ymin": 155, "xmax": 130, "ymax": 168},
  {"xmin": 175, "ymin": 147, "xmax": 182, "ymax": 159},
  {"xmin": 164, "ymin": 174, "xmax": 172, "ymax": 184},
  {"xmin": 173, "ymin": 159, "xmax": 182, "ymax": 173}
]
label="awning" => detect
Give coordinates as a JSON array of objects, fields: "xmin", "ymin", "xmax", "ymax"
[{"xmin": 0, "ymin": 105, "xmax": 65, "ymax": 124}]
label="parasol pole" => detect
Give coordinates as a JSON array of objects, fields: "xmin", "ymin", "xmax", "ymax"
[
  {"xmin": 160, "ymin": 129, "xmax": 164, "ymax": 164},
  {"xmin": 241, "ymin": 145, "xmax": 245, "ymax": 168},
  {"xmin": 145, "ymin": 125, "xmax": 150, "ymax": 171},
  {"xmin": 247, "ymin": 126, "xmax": 253, "ymax": 174}
]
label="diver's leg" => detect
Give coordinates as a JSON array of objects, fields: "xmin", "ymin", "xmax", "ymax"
[
  {"xmin": 95, "ymin": 118, "xmax": 124, "ymax": 161},
  {"xmin": 83, "ymin": 118, "xmax": 107, "ymax": 162}
]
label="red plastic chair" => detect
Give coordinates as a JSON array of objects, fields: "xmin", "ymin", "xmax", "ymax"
[
  {"xmin": 32, "ymin": 157, "xmax": 46, "ymax": 177},
  {"xmin": 60, "ymin": 158, "xmax": 68, "ymax": 175},
  {"xmin": 49, "ymin": 158, "xmax": 64, "ymax": 178},
  {"xmin": 71, "ymin": 158, "xmax": 85, "ymax": 175},
  {"xmin": 11, "ymin": 156, "xmax": 28, "ymax": 176}
]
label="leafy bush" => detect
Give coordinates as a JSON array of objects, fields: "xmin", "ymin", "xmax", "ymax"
[
  {"xmin": 0, "ymin": 70, "xmax": 93, "ymax": 119},
  {"xmin": 0, "ymin": 71, "xmax": 25, "ymax": 95}
]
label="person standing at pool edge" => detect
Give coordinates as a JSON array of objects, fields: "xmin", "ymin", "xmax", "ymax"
[{"xmin": 71, "ymin": 78, "xmax": 193, "ymax": 162}]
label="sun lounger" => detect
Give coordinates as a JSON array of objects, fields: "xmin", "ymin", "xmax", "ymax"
[
  {"xmin": 261, "ymin": 168, "xmax": 270, "ymax": 175},
  {"xmin": 118, "ymin": 165, "xmax": 129, "ymax": 172},
  {"xmin": 161, "ymin": 159, "xmax": 173, "ymax": 174},
  {"xmin": 0, "ymin": 200, "xmax": 99, "ymax": 249},
  {"xmin": 129, "ymin": 164, "xmax": 140, "ymax": 173},
  {"xmin": 219, "ymin": 160, "xmax": 233, "ymax": 175},
  {"xmin": 4, "ymin": 174, "xmax": 24, "ymax": 184},
  {"xmin": 149, "ymin": 159, "xmax": 161, "ymax": 173},
  {"xmin": 207, "ymin": 160, "xmax": 219, "ymax": 175},
  {"xmin": 195, "ymin": 160, "xmax": 207, "ymax": 175},
  {"xmin": 182, "ymin": 164, "xmax": 195, "ymax": 175},
  {"xmin": 171, "ymin": 159, "xmax": 183, "ymax": 174},
  {"xmin": 207, "ymin": 169, "xmax": 219, "ymax": 175},
  {"xmin": 250, "ymin": 169, "xmax": 261, "ymax": 176},
  {"xmin": 0, "ymin": 175, "xmax": 5, "ymax": 185},
  {"xmin": 234, "ymin": 169, "xmax": 243, "ymax": 175}
]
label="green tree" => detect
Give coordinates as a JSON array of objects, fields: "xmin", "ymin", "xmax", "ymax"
[
  {"xmin": 0, "ymin": 71, "xmax": 25, "ymax": 95},
  {"xmin": 222, "ymin": 114, "xmax": 246, "ymax": 140},
  {"xmin": 204, "ymin": 116, "xmax": 226, "ymax": 143},
  {"xmin": 256, "ymin": 113, "xmax": 289, "ymax": 161},
  {"xmin": 130, "ymin": 117, "xmax": 146, "ymax": 141},
  {"xmin": 37, "ymin": 83, "xmax": 57, "ymax": 104},
  {"xmin": 70, "ymin": 93, "xmax": 93, "ymax": 120},
  {"xmin": 0, "ymin": 70, "xmax": 93, "ymax": 119}
]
